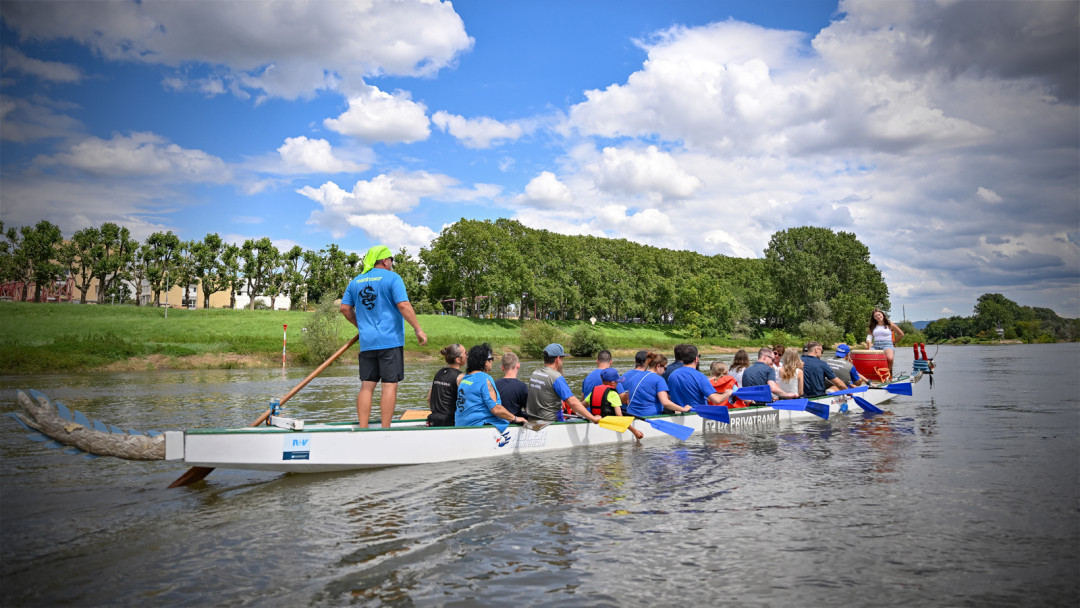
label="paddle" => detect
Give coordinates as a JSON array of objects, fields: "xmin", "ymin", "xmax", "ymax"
[
  {"xmin": 852, "ymin": 395, "xmax": 884, "ymax": 414},
  {"xmin": 828, "ymin": 386, "xmax": 869, "ymax": 397},
  {"xmin": 771, "ymin": 398, "xmax": 830, "ymax": 420},
  {"xmin": 731, "ymin": 384, "xmax": 773, "ymax": 403},
  {"xmin": 166, "ymin": 334, "xmax": 360, "ymax": 488},
  {"xmin": 597, "ymin": 416, "xmax": 634, "ymax": 433},
  {"xmin": 869, "ymin": 382, "xmax": 913, "ymax": 396},
  {"xmin": 633, "ymin": 416, "xmax": 695, "ymax": 441},
  {"xmin": 690, "ymin": 404, "xmax": 731, "ymax": 424}
]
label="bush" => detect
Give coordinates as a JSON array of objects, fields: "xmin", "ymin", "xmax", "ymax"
[
  {"xmin": 568, "ymin": 324, "xmax": 606, "ymax": 357},
  {"xmin": 798, "ymin": 320, "xmax": 844, "ymax": 348},
  {"xmin": 520, "ymin": 321, "xmax": 569, "ymax": 358},
  {"xmin": 301, "ymin": 295, "xmax": 350, "ymax": 364}
]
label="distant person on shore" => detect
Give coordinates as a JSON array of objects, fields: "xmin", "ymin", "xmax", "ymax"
[
  {"xmin": 729, "ymin": 350, "xmax": 750, "ymax": 386},
  {"xmin": 340, "ymin": 245, "xmax": 427, "ymax": 427},
  {"xmin": 801, "ymin": 341, "xmax": 848, "ymax": 398},
  {"xmin": 667, "ymin": 344, "xmax": 730, "ymax": 407},
  {"xmin": 825, "ymin": 344, "xmax": 864, "ymax": 388},
  {"xmin": 526, "ymin": 343, "xmax": 601, "ymax": 424},
  {"xmin": 494, "ymin": 352, "xmax": 528, "ymax": 418},
  {"xmin": 776, "ymin": 349, "xmax": 804, "ymax": 398},
  {"xmin": 708, "ymin": 361, "xmax": 747, "ymax": 408},
  {"xmin": 426, "ymin": 343, "xmax": 464, "ymax": 427},
  {"xmin": 581, "ymin": 349, "xmax": 621, "ymax": 400},
  {"xmin": 865, "ymin": 308, "xmax": 904, "ymax": 378},
  {"xmin": 741, "ymin": 347, "xmax": 798, "ymax": 402},
  {"xmin": 456, "ymin": 343, "xmax": 523, "ymax": 428},
  {"xmin": 621, "ymin": 352, "xmax": 692, "ymax": 417}
]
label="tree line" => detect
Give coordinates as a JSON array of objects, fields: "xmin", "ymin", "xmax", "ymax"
[
  {"xmin": 2, "ymin": 218, "xmax": 894, "ymax": 340},
  {"xmin": 922, "ymin": 293, "xmax": 1079, "ymax": 343}
]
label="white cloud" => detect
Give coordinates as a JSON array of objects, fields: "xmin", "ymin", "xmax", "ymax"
[
  {"xmin": 346, "ymin": 214, "xmax": 439, "ymax": 253},
  {"xmin": 277, "ymin": 136, "xmax": 366, "ymax": 174},
  {"xmin": 36, "ymin": 132, "xmax": 231, "ymax": 182},
  {"xmin": 589, "ymin": 145, "xmax": 703, "ymax": 200},
  {"xmin": 1, "ymin": 0, "xmax": 473, "ymax": 100},
  {"xmin": 299, "ymin": 170, "xmax": 491, "ymax": 239},
  {"xmin": 0, "ymin": 94, "xmax": 84, "ymax": 142},
  {"xmin": 431, "ymin": 111, "xmax": 527, "ymax": 148},
  {"xmin": 1, "ymin": 46, "xmax": 83, "ymax": 82},
  {"xmin": 324, "ymin": 85, "xmax": 430, "ymax": 144},
  {"xmin": 976, "ymin": 187, "xmax": 1002, "ymax": 204},
  {"xmin": 514, "ymin": 171, "xmax": 573, "ymax": 209}
]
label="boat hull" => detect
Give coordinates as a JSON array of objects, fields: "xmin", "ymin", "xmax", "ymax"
[{"xmin": 172, "ymin": 376, "xmax": 912, "ymax": 473}]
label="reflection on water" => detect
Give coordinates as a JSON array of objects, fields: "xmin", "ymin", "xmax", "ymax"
[{"xmin": 2, "ymin": 346, "xmax": 1078, "ymax": 606}]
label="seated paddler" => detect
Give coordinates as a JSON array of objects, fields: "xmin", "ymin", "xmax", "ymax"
[
  {"xmin": 526, "ymin": 343, "xmax": 602, "ymax": 424},
  {"xmin": 455, "ymin": 343, "xmax": 525, "ymax": 428}
]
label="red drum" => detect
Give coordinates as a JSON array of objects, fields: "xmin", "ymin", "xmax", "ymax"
[{"xmin": 850, "ymin": 349, "xmax": 891, "ymax": 382}]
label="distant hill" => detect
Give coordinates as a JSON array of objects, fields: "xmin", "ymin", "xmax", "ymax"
[{"xmin": 912, "ymin": 320, "xmax": 931, "ymax": 329}]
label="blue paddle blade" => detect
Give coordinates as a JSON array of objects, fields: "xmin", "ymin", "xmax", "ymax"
[
  {"xmin": 884, "ymin": 383, "xmax": 913, "ymax": 396},
  {"xmin": 642, "ymin": 418, "xmax": 694, "ymax": 441},
  {"xmin": 853, "ymin": 395, "xmax": 884, "ymax": 414},
  {"xmin": 770, "ymin": 398, "xmax": 809, "ymax": 411},
  {"xmin": 692, "ymin": 405, "xmax": 730, "ymax": 424},
  {"xmin": 805, "ymin": 401, "xmax": 830, "ymax": 420},
  {"xmin": 829, "ymin": 386, "xmax": 869, "ymax": 396},
  {"xmin": 491, "ymin": 419, "xmax": 509, "ymax": 433},
  {"xmin": 5, "ymin": 412, "xmax": 33, "ymax": 432},
  {"xmin": 733, "ymin": 385, "xmax": 772, "ymax": 402}
]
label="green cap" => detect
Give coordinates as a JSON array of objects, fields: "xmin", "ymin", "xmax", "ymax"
[{"xmin": 361, "ymin": 245, "xmax": 393, "ymax": 274}]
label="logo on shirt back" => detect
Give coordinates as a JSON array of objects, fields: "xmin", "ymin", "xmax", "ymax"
[{"xmin": 360, "ymin": 285, "xmax": 377, "ymax": 310}]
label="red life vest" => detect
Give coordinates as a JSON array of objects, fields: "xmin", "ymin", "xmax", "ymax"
[
  {"xmin": 589, "ymin": 385, "xmax": 619, "ymax": 417},
  {"xmin": 710, "ymin": 376, "xmax": 748, "ymax": 409}
]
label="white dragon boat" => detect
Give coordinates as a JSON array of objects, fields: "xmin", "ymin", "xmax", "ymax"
[{"xmin": 8, "ymin": 370, "xmax": 925, "ymax": 484}]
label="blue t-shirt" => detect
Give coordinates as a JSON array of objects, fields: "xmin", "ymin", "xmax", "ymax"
[
  {"xmin": 341, "ymin": 268, "xmax": 409, "ymax": 350},
  {"xmin": 455, "ymin": 371, "xmax": 503, "ymax": 427},
  {"xmin": 661, "ymin": 361, "xmax": 684, "ymax": 381},
  {"xmin": 666, "ymin": 366, "xmax": 717, "ymax": 406},
  {"xmin": 801, "ymin": 355, "xmax": 838, "ymax": 398},
  {"xmin": 581, "ymin": 368, "xmax": 624, "ymax": 400},
  {"xmin": 741, "ymin": 361, "xmax": 777, "ymax": 388},
  {"xmin": 623, "ymin": 370, "xmax": 670, "ymax": 417}
]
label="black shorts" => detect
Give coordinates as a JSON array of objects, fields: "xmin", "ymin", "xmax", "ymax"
[{"xmin": 358, "ymin": 347, "xmax": 405, "ymax": 383}]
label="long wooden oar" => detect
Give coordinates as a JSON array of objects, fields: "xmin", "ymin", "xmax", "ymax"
[{"xmin": 167, "ymin": 335, "xmax": 360, "ymax": 488}]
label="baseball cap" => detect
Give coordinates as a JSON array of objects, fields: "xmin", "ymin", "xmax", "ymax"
[
  {"xmin": 600, "ymin": 368, "xmax": 619, "ymax": 383},
  {"xmin": 543, "ymin": 343, "xmax": 567, "ymax": 357},
  {"xmin": 835, "ymin": 344, "xmax": 850, "ymax": 357}
]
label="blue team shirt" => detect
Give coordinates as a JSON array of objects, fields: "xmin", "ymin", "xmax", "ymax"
[
  {"xmin": 456, "ymin": 371, "xmax": 504, "ymax": 427},
  {"xmin": 801, "ymin": 355, "xmax": 838, "ymax": 398},
  {"xmin": 341, "ymin": 268, "xmax": 409, "ymax": 350},
  {"xmin": 622, "ymin": 370, "xmax": 670, "ymax": 417},
  {"xmin": 741, "ymin": 362, "xmax": 777, "ymax": 388},
  {"xmin": 581, "ymin": 368, "xmax": 624, "ymax": 399},
  {"xmin": 666, "ymin": 366, "xmax": 717, "ymax": 406}
]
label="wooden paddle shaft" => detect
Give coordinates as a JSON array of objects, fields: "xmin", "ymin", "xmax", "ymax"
[
  {"xmin": 167, "ymin": 334, "xmax": 359, "ymax": 488},
  {"xmin": 251, "ymin": 334, "xmax": 359, "ymax": 427}
]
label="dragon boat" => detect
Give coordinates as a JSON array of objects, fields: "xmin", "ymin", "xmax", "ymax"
[{"xmin": 7, "ymin": 362, "xmax": 929, "ymax": 485}]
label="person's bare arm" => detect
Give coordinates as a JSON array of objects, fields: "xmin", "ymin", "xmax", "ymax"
[{"xmin": 396, "ymin": 301, "xmax": 427, "ymax": 345}]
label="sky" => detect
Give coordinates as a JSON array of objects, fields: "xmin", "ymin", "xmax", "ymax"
[{"xmin": 1, "ymin": 0, "xmax": 1077, "ymax": 322}]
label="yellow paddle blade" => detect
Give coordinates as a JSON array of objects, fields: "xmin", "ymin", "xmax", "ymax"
[
  {"xmin": 598, "ymin": 416, "xmax": 633, "ymax": 433},
  {"xmin": 398, "ymin": 409, "xmax": 430, "ymax": 421}
]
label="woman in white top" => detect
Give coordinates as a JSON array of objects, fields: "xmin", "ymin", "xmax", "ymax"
[
  {"xmin": 729, "ymin": 349, "xmax": 750, "ymax": 387},
  {"xmin": 776, "ymin": 349, "xmax": 803, "ymax": 397},
  {"xmin": 865, "ymin": 308, "xmax": 904, "ymax": 378}
]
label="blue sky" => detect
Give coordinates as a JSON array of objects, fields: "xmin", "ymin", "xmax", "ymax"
[{"xmin": 1, "ymin": 0, "xmax": 1077, "ymax": 322}]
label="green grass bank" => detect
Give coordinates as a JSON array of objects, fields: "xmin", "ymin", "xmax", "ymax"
[{"xmin": 0, "ymin": 302, "xmax": 751, "ymax": 374}]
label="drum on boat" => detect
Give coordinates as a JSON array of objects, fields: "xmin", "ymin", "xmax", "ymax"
[{"xmin": 850, "ymin": 349, "xmax": 891, "ymax": 381}]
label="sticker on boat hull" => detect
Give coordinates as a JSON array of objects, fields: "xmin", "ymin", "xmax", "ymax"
[{"xmin": 283, "ymin": 435, "xmax": 312, "ymax": 460}]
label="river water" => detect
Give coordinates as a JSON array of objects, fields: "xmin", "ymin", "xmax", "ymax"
[{"xmin": 1, "ymin": 344, "xmax": 1077, "ymax": 606}]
